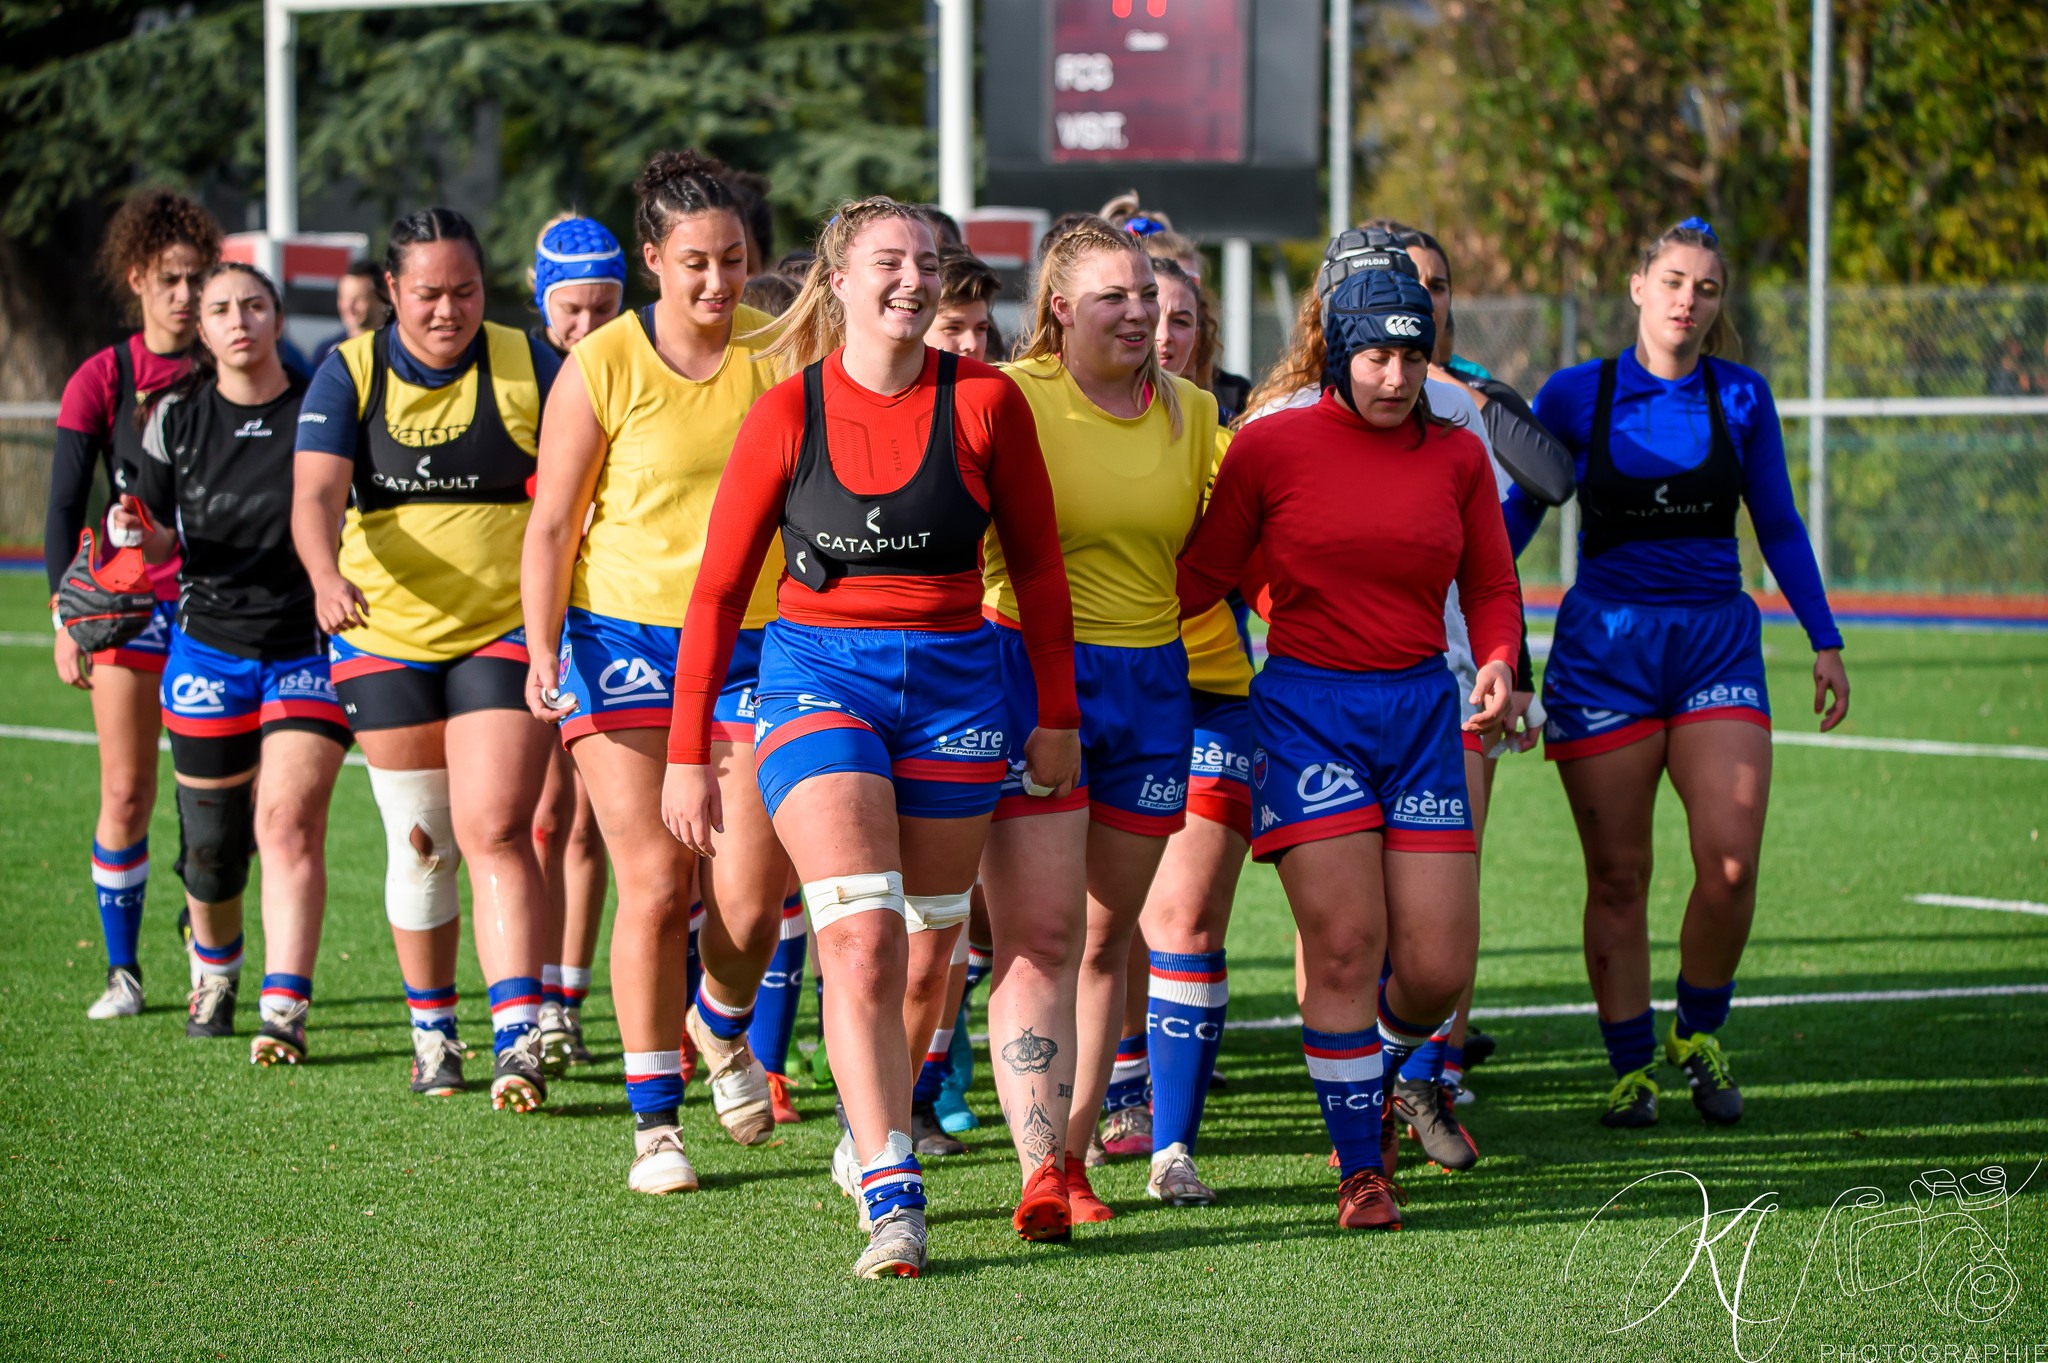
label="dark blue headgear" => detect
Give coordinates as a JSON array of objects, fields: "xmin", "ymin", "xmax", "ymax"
[
  {"xmin": 1322, "ymin": 268, "xmax": 1437, "ymax": 409},
  {"xmin": 533, "ymin": 217, "xmax": 626, "ymax": 328}
]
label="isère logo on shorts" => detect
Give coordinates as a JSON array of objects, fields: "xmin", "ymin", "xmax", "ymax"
[
  {"xmin": 934, "ymin": 727, "xmax": 1005, "ymax": 758},
  {"xmin": 598, "ymin": 657, "xmax": 664, "ymax": 700},
  {"xmin": 1685, "ymin": 682, "xmax": 1761, "ymax": 712},
  {"xmin": 1295, "ymin": 761, "xmax": 1365, "ymax": 814},
  {"xmin": 736, "ymin": 686, "xmax": 758, "ymax": 720},
  {"xmin": 1135, "ymin": 773, "xmax": 1187, "ymax": 811},
  {"xmin": 794, "ymin": 693, "xmax": 844, "ymax": 711},
  {"xmin": 1191, "ymin": 738, "xmax": 1249, "ymax": 780},
  {"xmin": 169, "ymin": 673, "xmax": 228, "ymax": 713},
  {"xmin": 1391, "ymin": 790, "xmax": 1467, "ymax": 826},
  {"xmin": 276, "ymin": 669, "xmax": 336, "ymax": 701}
]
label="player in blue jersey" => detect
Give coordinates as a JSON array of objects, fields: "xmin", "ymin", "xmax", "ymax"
[{"xmin": 1529, "ymin": 219, "xmax": 1849, "ymax": 1128}]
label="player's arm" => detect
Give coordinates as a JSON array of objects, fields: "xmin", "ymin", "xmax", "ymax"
[{"xmin": 521, "ymin": 353, "xmax": 608, "ymax": 720}]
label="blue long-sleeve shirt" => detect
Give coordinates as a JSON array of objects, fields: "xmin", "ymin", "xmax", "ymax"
[{"xmin": 1531, "ymin": 350, "xmax": 1842, "ymax": 652}]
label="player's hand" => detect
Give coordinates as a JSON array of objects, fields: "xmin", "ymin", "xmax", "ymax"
[
  {"xmin": 525, "ymin": 653, "xmax": 578, "ymax": 722},
  {"xmin": 662, "ymin": 761, "xmax": 723, "ymax": 856},
  {"xmin": 53, "ymin": 628, "xmax": 91, "ymax": 690},
  {"xmin": 1813, "ymin": 648, "xmax": 1849, "ymax": 732},
  {"xmin": 1464, "ymin": 660, "xmax": 1513, "ymax": 732},
  {"xmin": 1501, "ymin": 688, "xmax": 1538, "ymax": 752},
  {"xmin": 312, "ymin": 571, "xmax": 370, "ymax": 635},
  {"xmin": 1021, "ymin": 726, "xmax": 1080, "ymax": 800},
  {"xmin": 106, "ymin": 496, "xmax": 146, "ymax": 546}
]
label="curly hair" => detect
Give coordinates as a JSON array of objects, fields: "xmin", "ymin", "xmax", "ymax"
[{"xmin": 97, "ymin": 188, "xmax": 221, "ymax": 322}]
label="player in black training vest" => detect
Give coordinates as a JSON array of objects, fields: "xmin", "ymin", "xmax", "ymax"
[{"xmin": 112, "ymin": 262, "xmax": 352, "ymax": 1066}]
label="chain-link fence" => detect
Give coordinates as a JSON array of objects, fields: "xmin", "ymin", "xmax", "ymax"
[
  {"xmin": 6, "ymin": 284, "xmax": 2046, "ymax": 597},
  {"xmin": 1456, "ymin": 284, "xmax": 2048, "ymax": 596}
]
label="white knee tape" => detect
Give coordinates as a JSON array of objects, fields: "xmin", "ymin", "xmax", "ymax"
[
  {"xmin": 802, "ymin": 871, "xmax": 904, "ymax": 934},
  {"xmin": 950, "ymin": 930, "xmax": 971, "ymax": 965},
  {"xmin": 905, "ymin": 890, "xmax": 972, "ymax": 935},
  {"xmin": 367, "ymin": 766, "xmax": 462, "ymax": 931}
]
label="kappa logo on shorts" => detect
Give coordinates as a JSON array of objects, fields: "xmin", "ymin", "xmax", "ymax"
[
  {"xmin": 1600, "ymin": 607, "xmax": 1637, "ymax": 639},
  {"xmin": 1684, "ymin": 682, "xmax": 1761, "ymax": 712},
  {"xmin": 1295, "ymin": 761, "xmax": 1365, "ymax": 815},
  {"xmin": 1135, "ymin": 773, "xmax": 1187, "ymax": 811},
  {"xmin": 934, "ymin": 727, "xmax": 1005, "ymax": 758},
  {"xmin": 1390, "ymin": 790, "xmax": 1467, "ymax": 827},
  {"xmin": 1258, "ymin": 804, "xmax": 1280, "ymax": 830},
  {"xmin": 133, "ymin": 610, "xmax": 169, "ymax": 648},
  {"xmin": 598, "ymin": 657, "xmax": 664, "ymax": 700},
  {"xmin": 169, "ymin": 673, "xmax": 228, "ymax": 713}
]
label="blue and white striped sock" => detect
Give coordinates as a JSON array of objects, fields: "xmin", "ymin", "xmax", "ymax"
[
  {"xmin": 90, "ymin": 838, "xmax": 148, "ymax": 971},
  {"xmin": 1303, "ymin": 1026, "xmax": 1384, "ymax": 1177},
  {"xmin": 488, "ymin": 976, "xmax": 543, "ymax": 1053}
]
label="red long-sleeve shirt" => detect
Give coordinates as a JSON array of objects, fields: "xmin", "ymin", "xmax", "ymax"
[
  {"xmin": 1178, "ymin": 391, "xmax": 1521, "ymax": 675},
  {"xmin": 668, "ymin": 348, "xmax": 1079, "ymax": 763}
]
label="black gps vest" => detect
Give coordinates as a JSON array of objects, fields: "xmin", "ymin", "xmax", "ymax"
[
  {"xmin": 779, "ymin": 351, "xmax": 989, "ymax": 591},
  {"xmin": 351, "ymin": 326, "xmax": 530, "ymax": 514},
  {"xmin": 1578, "ymin": 356, "xmax": 1743, "ymax": 561}
]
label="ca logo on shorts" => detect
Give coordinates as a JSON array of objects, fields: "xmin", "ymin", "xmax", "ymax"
[
  {"xmin": 169, "ymin": 673, "xmax": 227, "ymax": 713},
  {"xmin": 598, "ymin": 657, "xmax": 664, "ymax": 699},
  {"xmin": 1296, "ymin": 761, "xmax": 1364, "ymax": 814}
]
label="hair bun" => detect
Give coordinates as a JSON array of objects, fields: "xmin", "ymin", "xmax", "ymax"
[{"xmin": 634, "ymin": 149, "xmax": 731, "ymax": 199}]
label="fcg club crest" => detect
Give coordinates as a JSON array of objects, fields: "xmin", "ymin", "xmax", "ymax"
[{"xmin": 1251, "ymin": 749, "xmax": 1268, "ymax": 789}]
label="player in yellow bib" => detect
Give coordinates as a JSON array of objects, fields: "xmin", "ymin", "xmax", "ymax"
[
  {"xmin": 291, "ymin": 207, "xmax": 561, "ymax": 1113},
  {"xmin": 1095, "ymin": 254, "xmax": 1251, "ymax": 1203},
  {"xmin": 979, "ymin": 217, "xmax": 1218, "ymax": 1228},
  {"xmin": 521, "ymin": 151, "xmax": 793, "ymax": 1195}
]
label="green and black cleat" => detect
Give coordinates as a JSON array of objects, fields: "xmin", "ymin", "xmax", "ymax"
[
  {"xmin": 1665, "ymin": 1023, "xmax": 1743, "ymax": 1125},
  {"xmin": 1600, "ymin": 1065, "xmax": 1660, "ymax": 1128}
]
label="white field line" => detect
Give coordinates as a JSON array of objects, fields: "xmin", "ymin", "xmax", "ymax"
[
  {"xmin": 1223, "ymin": 982, "xmax": 2048, "ymax": 1031},
  {"xmin": 1911, "ymin": 893, "xmax": 2048, "ymax": 917},
  {"xmin": 0, "ymin": 632, "xmax": 53, "ymax": 647},
  {"xmin": 0, "ymin": 723, "xmax": 367, "ymax": 767},
  {"xmin": 1771, "ymin": 731, "xmax": 2048, "ymax": 761}
]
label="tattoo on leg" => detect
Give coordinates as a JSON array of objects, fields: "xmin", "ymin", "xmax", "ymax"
[
  {"xmin": 1002, "ymin": 1026, "xmax": 1058, "ymax": 1074},
  {"xmin": 1018, "ymin": 1102, "xmax": 1057, "ymax": 1164},
  {"xmin": 1057, "ymin": 1083, "xmax": 1072, "ymax": 1098}
]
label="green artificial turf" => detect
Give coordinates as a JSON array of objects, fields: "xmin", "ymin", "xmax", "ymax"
[{"xmin": 1, "ymin": 573, "xmax": 2043, "ymax": 1361}]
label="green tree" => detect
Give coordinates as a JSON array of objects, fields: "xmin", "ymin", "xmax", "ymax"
[
  {"xmin": 1359, "ymin": 0, "xmax": 2048, "ymax": 295},
  {"xmin": 0, "ymin": 0, "xmax": 930, "ymax": 392}
]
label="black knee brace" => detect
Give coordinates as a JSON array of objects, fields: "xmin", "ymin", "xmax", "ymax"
[{"xmin": 174, "ymin": 781, "xmax": 256, "ymax": 904}]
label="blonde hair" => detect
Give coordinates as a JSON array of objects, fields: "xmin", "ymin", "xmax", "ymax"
[
  {"xmin": 756, "ymin": 196, "xmax": 936, "ymax": 377},
  {"xmin": 1017, "ymin": 215, "xmax": 1183, "ymax": 438},
  {"xmin": 1635, "ymin": 221, "xmax": 1742, "ymax": 361},
  {"xmin": 1240, "ymin": 283, "xmax": 1326, "ymax": 426}
]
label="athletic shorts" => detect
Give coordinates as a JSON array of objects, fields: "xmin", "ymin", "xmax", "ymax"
[
  {"xmin": 1248, "ymin": 654, "xmax": 1474, "ymax": 861},
  {"xmin": 91, "ymin": 600, "xmax": 176, "ymax": 674},
  {"xmin": 1187, "ymin": 688, "xmax": 1252, "ymax": 841},
  {"xmin": 991, "ymin": 625, "xmax": 1193, "ymax": 836},
  {"xmin": 328, "ymin": 628, "xmax": 529, "ymax": 732},
  {"xmin": 556, "ymin": 608, "xmax": 762, "ymax": 745},
  {"xmin": 1541, "ymin": 589, "xmax": 1770, "ymax": 761},
  {"xmin": 160, "ymin": 631, "xmax": 350, "ymax": 779},
  {"xmin": 750, "ymin": 619, "xmax": 1007, "ymax": 821}
]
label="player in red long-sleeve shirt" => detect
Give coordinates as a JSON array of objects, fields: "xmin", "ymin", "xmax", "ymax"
[
  {"xmin": 661, "ymin": 197, "xmax": 1079, "ymax": 1280},
  {"xmin": 1177, "ymin": 268, "xmax": 1519, "ymax": 1232}
]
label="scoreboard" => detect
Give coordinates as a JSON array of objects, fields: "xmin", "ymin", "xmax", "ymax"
[
  {"xmin": 1049, "ymin": 0, "xmax": 1248, "ymax": 164},
  {"xmin": 983, "ymin": 0, "xmax": 1323, "ymax": 240}
]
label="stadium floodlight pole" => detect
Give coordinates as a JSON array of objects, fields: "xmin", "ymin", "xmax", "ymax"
[
  {"xmin": 1223, "ymin": 238, "xmax": 1253, "ymax": 378},
  {"xmin": 1806, "ymin": 0, "xmax": 1833, "ymax": 584},
  {"xmin": 936, "ymin": 0, "xmax": 974, "ymax": 222},
  {"xmin": 1327, "ymin": 0, "xmax": 1351, "ymax": 238},
  {"xmin": 263, "ymin": 0, "xmax": 543, "ymax": 285}
]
